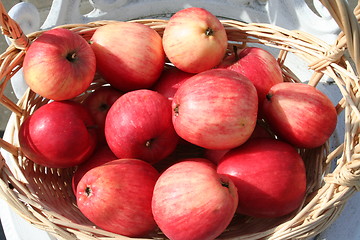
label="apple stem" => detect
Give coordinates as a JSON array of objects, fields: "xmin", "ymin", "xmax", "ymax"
[
  {"xmin": 220, "ymin": 179, "xmax": 230, "ymax": 189},
  {"xmin": 266, "ymin": 93, "xmax": 273, "ymax": 101},
  {"xmin": 145, "ymin": 139, "xmax": 154, "ymax": 148},
  {"xmin": 66, "ymin": 51, "xmax": 77, "ymax": 62},
  {"xmin": 205, "ymin": 27, "xmax": 214, "ymax": 36},
  {"xmin": 85, "ymin": 186, "xmax": 93, "ymax": 197},
  {"xmin": 174, "ymin": 104, "xmax": 180, "ymax": 117}
]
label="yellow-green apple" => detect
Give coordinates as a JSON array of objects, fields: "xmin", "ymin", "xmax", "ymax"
[
  {"xmin": 152, "ymin": 65, "xmax": 194, "ymax": 102},
  {"xmin": 18, "ymin": 101, "xmax": 97, "ymax": 168},
  {"xmin": 262, "ymin": 82, "xmax": 337, "ymax": 148},
  {"xmin": 217, "ymin": 138, "xmax": 306, "ymax": 218},
  {"xmin": 23, "ymin": 28, "xmax": 96, "ymax": 100},
  {"xmin": 72, "ymin": 144, "xmax": 117, "ymax": 194},
  {"xmin": 218, "ymin": 47, "xmax": 283, "ymax": 114},
  {"xmin": 172, "ymin": 68, "xmax": 258, "ymax": 150},
  {"xmin": 162, "ymin": 7, "xmax": 228, "ymax": 73},
  {"xmin": 90, "ymin": 22, "xmax": 165, "ymax": 91},
  {"xmin": 152, "ymin": 158, "xmax": 238, "ymax": 240},
  {"xmin": 82, "ymin": 86, "xmax": 123, "ymax": 143},
  {"xmin": 105, "ymin": 89, "xmax": 179, "ymax": 164},
  {"xmin": 76, "ymin": 159, "xmax": 159, "ymax": 237}
]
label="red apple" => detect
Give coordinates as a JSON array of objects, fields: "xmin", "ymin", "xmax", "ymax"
[
  {"xmin": 204, "ymin": 149, "xmax": 229, "ymax": 165},
  {"xmin": 163, "ymin": 7, "xmax": 228, "ymax": 73},
  {"xmin": 218, "ymin": 47, "xmax": 283, "ymax": 113},
  {"xmin": 204, "ymin": 122, "xmax": 272, "ymax": 164},
  {"xmin": 152, "ymin": 158, "xmax": 238, "ymax": 240},
  {"xmin": 18, "ymin": 101, "xmax": 97, "ymax": 168},
  {"xmin": 217, "ymin": 138, "xmax": 306, "ymax": 218},
  {"xmin": 90, "ymin": 22, "xmax": 165, "ymax": 91},
  {"xmin": 76, "ymin": 159, "xmax": 159, "ymax": 237},
  {"xmin": 152, "ymin": 141, "xmax": 205, "ymax": 173},
  {"xmin": 72, "ymin": 145, "xmax": 117, "ymax": 193},
  {"xmin": 23, "ymin": 28, "xmax": 96, "ymax": 100},
  {"xmin": 262, "ymin": 82, "xmax": 337, "ymax": 148},
  {"xmin": 249, "ymin": 121, "xmax": 273, "ymax": 139},
  {"xmin": 152, "ymin": 65, "xmax": 194, "ymax": 102},
  {"xmin": 82, "ymin": 86, "xmax": 123, "ymax": 143},
  {"xmin": 105, "ymin": 89, "xmax": 179, "ymax": 164},
  {"xmin": 172, "ymin": 68, "xmax": 258, "ymax": 150}
]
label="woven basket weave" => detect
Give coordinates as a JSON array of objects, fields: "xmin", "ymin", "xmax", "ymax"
[{"xmin": 0, "ymin": 0, "xmax": 359, "ymax": 239}]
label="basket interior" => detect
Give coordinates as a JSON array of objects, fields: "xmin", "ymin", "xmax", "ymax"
[{"xmin": 0, "ymin": 19, "xmax": 356, "ymax": 239}]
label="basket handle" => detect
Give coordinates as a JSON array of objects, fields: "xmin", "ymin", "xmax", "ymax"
[
  {"xmin": 0, "ymin": 1, "xmax": 30, "ymax": 50},
  {"xmin": 320, "ymin": 0, "xmax": 360, "ymax": 74}
]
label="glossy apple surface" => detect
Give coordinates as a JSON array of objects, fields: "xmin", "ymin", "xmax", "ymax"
[
  {"xmin": 105, "ymin": 89, "xmax": 179, "ymax": 164},
  {"xmin": 76, "ymin": 159, "xmax": 159, "ymax": 237},
  {"xmin": 163, "ymin": 7, "xmax": 228, "ymax": 73},
  {"xmin": 23, "ymin": 28, "xmax": 96, "ymax": 100},
  {"xmin": 262, "ymin": 82, "xmax": 337, "ymax": 148},
  {"xmin": 204, "ymin": 122, "xmax": 273, "ymax": 164},
  {"xmin": 91, "ymin": 22, "xmax": 165, "ymax": 91},
  {"xmin": 152, "ymin": 65, "xmax": 194, "ymax": 102},
  {"xmin": 218, "ymin": 47, "xmax": 283, "ymax": 114},
  {"xmin": 172, "ymin": 68, "xmax": 258, "ymax": 150},
  {"xmin": 72, "ymin": 145, "xmax": 117, "ymax": 193},
  {"xmin": 82, "ymin": 86, "xmax": 122, "ymax": 143},
  {"xmin": 217, "ymin": 138, "xmax": 306, "ymax": 218},
  {"xmin": 152, "ymin": 158, "xmax": 238, "ymax": 240},
  {"xmin": 18, "ymin": 101, "xmax": 97, "ymax": 168}
]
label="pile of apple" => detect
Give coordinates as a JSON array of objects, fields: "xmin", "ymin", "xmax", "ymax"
[{"xmin": 17, "ymin": 7, "xmax": 338, "ymax": 240}]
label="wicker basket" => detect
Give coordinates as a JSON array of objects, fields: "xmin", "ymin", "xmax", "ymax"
[{"xmin": 0, "ymin": 0, "xmax": 359, "ymax": 239}]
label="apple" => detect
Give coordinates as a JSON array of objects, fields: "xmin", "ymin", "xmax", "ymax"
[
  {"xmin": 218, "ymin": 47, "xmax": 283, "ymax": 114},
  {"xmin": 23, "ymin": 28, "xmax": 96, "ymax": 100},
  {"xmin": 105, "ymin": 89, "xmax": 179, "ymax": 164},
  {"xmin": 90, "ymin": 22, "xmax": 165, "ymax": 91},
  {"xmin": 18, "ymin": 101, "xmax": 97, "ymax": 168},
  {"xmin": 249, "ymin": 121, "xmax": 273, "ymax": 139},
  {"xmin": 152, "ymin": 141, "xmax": 205, "ymax": 173},
  {"xmin": 152, "ymin": 158, "xmax": 238, "ymax": 240},
  {"xmin": 204, "ymin": 122, "xmax": 272, "ymax": 164},
  {"xmin": 217, "ymin": 138, "xmax": 306, "ymax": 218},
  {"xmin": 82, "ymin": 86, "xmax": 123, "ymax": 143},
  {"xmin": 72, "ymin": 144, "xmax": 117, "ymax": 194},
  {"xmin": 204, "ymin": 149, "xmax": 229, "ymax": 165},
  {"xmin": 162, "ymin": 7, "xmax": 228, "ymax": 73},
  {"xmin": 152, "ymin": 65, "xmax": 194, "ymax": 102},
  {"xmin": 262, "ymin": 82, "xmax": 337, "ymax": 148},
  {"xmin": 172, "ymin": 68, "xmax": 258, "ymax": 150},
  {"xmin": 76, "ymin": 159, "xmax": 159, "ymax": 237}
]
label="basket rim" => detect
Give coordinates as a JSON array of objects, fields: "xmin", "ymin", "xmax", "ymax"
[{"xmin": 0, "ymin": 1, "xmax": 359, "ymax": 240}]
